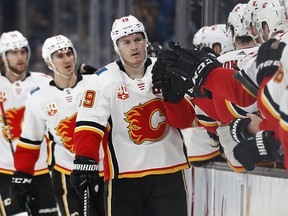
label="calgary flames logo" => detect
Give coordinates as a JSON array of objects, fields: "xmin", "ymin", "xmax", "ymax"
[
  {"xmin": 124, "ymin": 99, "xmax": 167, "ymax": 144},
  {"xmin": 55, "ymin": 113, "xmax": 77, "ymax": 152},
  {"xmin": 0, "ymin": 107, "xmax": 25, "ymax": 141}
]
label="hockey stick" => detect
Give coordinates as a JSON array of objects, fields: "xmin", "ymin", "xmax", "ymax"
[
  {"xmin": 0, "ymin": 193, "xmax": 7, "ymax": 216},
  {"xmin": 232, "ymin": 70, "xmax": 259, "ymax": 98},
  {"xmin": 0, "ymin": 100, "xmax": 32, "ymax": 216},
  {"xmin": 0, "ymin": 100, "xmax": 14, "ymax": 155},
  {"xmin": 79, "ymin": 186, "xmax": 89, "ymax": 216}
]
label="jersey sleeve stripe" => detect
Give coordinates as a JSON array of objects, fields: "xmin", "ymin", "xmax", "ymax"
[
  {"xmin": 260, "ymin": 87, "xmax": 280, "ymax": 120},
  {"xmin": 18, "ymin": 137, "xmax": 42, "ymax": 150},
  {"xmin": 17, "ymin": 141, "xmax": 41, "ymax": 150}
]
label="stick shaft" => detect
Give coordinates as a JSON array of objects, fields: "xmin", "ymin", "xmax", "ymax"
[
  {"xmin": 0, "ymin": 101, "xmax": 14, "ymax": 154},
  {"xmin": 232, "ymin": 70, "xmax": 259, "ymax": 98}
]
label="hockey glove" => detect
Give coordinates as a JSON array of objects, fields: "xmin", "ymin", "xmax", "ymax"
[
  {"xmin": 78, "ymin": 63, "xmax": 97, "ymax": 75},
  {"xmin": 233, "ymin": 130, "xmax": 276, "ymax": 171},
  {"xmin": 70, "ymin": 156, "xmax": 100, "ymax": 197},
  {"xmin": 152, "ymin": 57, "xmax": 166, "ymax": 90},
  {"xmin": 256, "ymin": 38, "xmax": 286, "ymax": 85},
  {"xmin": 229, "ymin": 117, "xmax": 252, "ymax": 143},
  {"xmin": 10, "ymin": 171, "xmax": 33, "ymax": 210},
  {"xmin": 152, "ymin": 54, "xmax": 194, "ymax": 102},
  {"xmin": 200, "ymin": 46, "xmax": 220, "ymax": 58},
  {"xmin": 163, "ymin": 41, "xmax": 221, "ymax": 86},
  {"xmin": 161, "ymin": 77, "xmax": 186, "ymax": 103}
]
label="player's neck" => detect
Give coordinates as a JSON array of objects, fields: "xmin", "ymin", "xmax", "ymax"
[
  {"xmin": 124, "ymin": 66, "xmax": 145, "ymax": 79},
  {"xmin": 5, "ymin": 70, "xmax": 27, "ymax": 83},
  {"xmin": 53, "ymin": 73, "xmax": 78, "ymax": 89}
]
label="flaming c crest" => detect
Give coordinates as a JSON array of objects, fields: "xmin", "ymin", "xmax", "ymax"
[
  {"xmin": 55, "ymin": 113, "xmax": 77, "ymax": 152},
  {"xmin": 1, "ymin": 107, "xmax": 25, "ymax": 141},
  {"xmin": 124, "ymin": 99, "xmax": 167, "ymax": 144}
]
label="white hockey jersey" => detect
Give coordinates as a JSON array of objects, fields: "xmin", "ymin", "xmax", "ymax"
[
  {"xmin": 74, "ymin": 58, "xmax": 189, "ymax": 180},
  {"xmin": 260, "ymin": 30, "xmax": 288, "ymax": 121},
  {"xmin": 0, "ymin": 72, "xmax": 51, "ymax": 175},
  {"xmin": 15, "ymin": 75, "xmax": 93, "ymax": 175}
]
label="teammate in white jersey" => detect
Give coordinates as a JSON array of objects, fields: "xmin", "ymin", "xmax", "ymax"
[
  {"xmin": 12, "ymin": 35, "xmax": 104, "ymax": 216},
  {"xmin": 71, "ymin": 15, "xmax": 189, "ymax": 216},
  {"xmin": 0, "ymin": 31, "xmax": 58, "ymax": 215}
]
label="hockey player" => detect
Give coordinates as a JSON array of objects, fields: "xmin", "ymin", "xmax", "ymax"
[
  {"xmin": 151, "ymin": 0, "xmax": 288, "ymax": 171},
  {"xmin": 0, "ymin": 31, "xmax": 58, "ymax": 215},
  {"xmin": 176, "ymin": 3, "xmax": 261, "ymax": 172},
  {"xmin": 70, "ymin": 15, "xmax": 190, "ymax": 216},
  {"xmin": 229, "ymin": 0, "xmax": 288, "ymax": 169},
  {"xmin": 12, "ymin": 35, "xmax": 104, "ymax": 216}
]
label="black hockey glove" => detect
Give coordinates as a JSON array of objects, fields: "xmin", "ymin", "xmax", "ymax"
[
  {"xmin": 78, "ymin": 63, "xmax": 98, "ymax": 75},
  {"xmin": 233, "ymin": 130, "xmax": 276, "ymax": 171},
  {"xmin": 10, "ymin": 171, "xmax": 33, "ymax": 210},
  {"xmin": 152, "ymin": 54, "xmax": 194, "ymax": 102},
  {"xmin": 152, "ymin": 57, "xmax": 166, "ymax": 90},
  {"xmin": 229, "ymin": 117, "xmax": 252, "ymax": 143},
  {"xmin": 162, "ymin": 41, "xmax": 221, "ymax": 86},
  {"xmin": 70, "ymin": 156, "xmax": 100, "ymax": 197},
  {"xmin": 201, "ymin": 46, "xmax": 221, "ymax": 60},
  {"xmin": 256, "ymin": 38, "xmax": 286, "ymax": 85},
  {"xmin": 161, "ymin": 77, "xmax": 186, "ymax": 103}
]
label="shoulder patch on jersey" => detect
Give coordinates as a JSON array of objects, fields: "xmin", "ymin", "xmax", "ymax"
[
  {"xmin": 30, "ymin": 86, "xmax": 40, "ymax": 95},
  {"xmin": 95, "ymin": 67, "xmax": 108, "ymax": 76}
]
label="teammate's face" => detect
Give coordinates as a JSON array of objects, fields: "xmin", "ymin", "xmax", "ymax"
[
  {"xmin": 51, "ymin": 48, "xmax": 75, "ymax": 77},
  {"xmin": 117, "ymin": 33, "xmax": 146, "ymax": 68},
  {"xmin": 5, "ymin": 48, "xmax": 29, "ymax": 75}
]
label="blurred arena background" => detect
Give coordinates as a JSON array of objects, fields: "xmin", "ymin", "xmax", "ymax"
[{"xmin": 0, "ymin": 0, "xmax": 247, "ymax": 75}]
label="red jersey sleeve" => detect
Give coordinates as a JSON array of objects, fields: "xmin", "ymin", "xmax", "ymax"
[
  {"xmin": 14, "ymin": 145, "xmax": 40, "ymax": 175},
  {"xmin": 203, "ymin": 68, "xmax": 257, "ymax": 107},
  {"xmin": 164, "ymin": 98, "xmax": 195, "ymax": 129},
  {"xmin": 74, "ymin": 129, "xmax": 102, "ymax": 163}
]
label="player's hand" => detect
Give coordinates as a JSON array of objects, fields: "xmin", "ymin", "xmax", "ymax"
[
  {"xmin": 10, "ymin": 171, "xmax": 33, "ymax": 210},
  {"xmin": 70, "ymin": 156, "xmax": 100, "ymax": 197},
  {"xmin": 152, "ymin": 52, "xmax": 193, "ymax": 102},
  {"xmin": 229, "ymin": 117, "xmax": 252, "ymax": 143},
  {"xmin": 152, "ymin": 57, "xmax": 166, "ymax": 90},
  {"xmin": 256, "ymin": 38, "xmax": 286, "ymax": 85},
  {"xmin": 233, "ymin": 130, "xmax": 276, "ymax": 170},
  {"xmin": 161, "ymin": 77, "xmax": 186, "ymax": 103},
  {"xmin": 163, "ymin": 41, "xmax": 221, "ymax": 86},
  {"xmin": 78, "ymin": 63, "xmax": 97, "ymax": 75}
]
